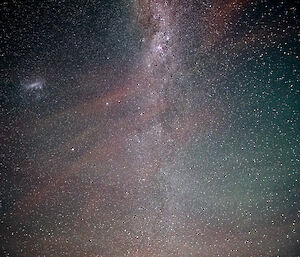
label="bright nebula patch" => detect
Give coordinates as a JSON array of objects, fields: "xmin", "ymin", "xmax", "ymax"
[
  {"xmin": 19, "ymin": 77, "xmax": 46, "ymax": 101},
  {"xmin": 23, "ymin": 80, "xmax": 44, "ymax": 90}
]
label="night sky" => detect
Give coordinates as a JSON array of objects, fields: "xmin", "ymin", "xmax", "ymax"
[{"xmin": 1, "ymin": 0, "xmax": 300, "ymax": 256}]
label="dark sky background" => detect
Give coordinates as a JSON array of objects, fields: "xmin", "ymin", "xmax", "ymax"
[{"xmin": 1, "ymin": 0, "xmax": 300, "ymax": 256}]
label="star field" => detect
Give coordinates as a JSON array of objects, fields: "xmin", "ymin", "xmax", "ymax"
[{"xmin": 0, "ymin": 0, "xmax": 299, "ymax": 256}]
